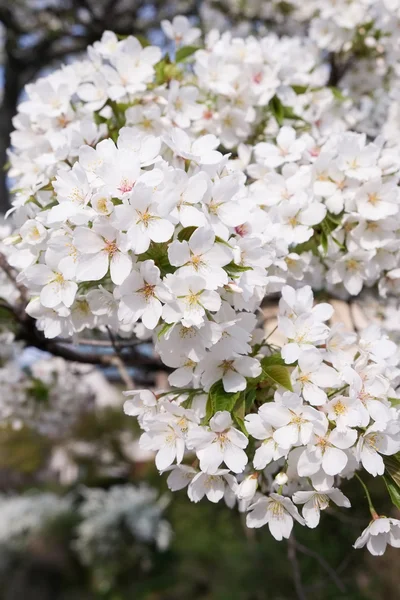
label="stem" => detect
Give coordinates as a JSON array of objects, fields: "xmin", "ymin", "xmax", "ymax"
[
  {"xmin": 355, "ymin": 472, "xmax": 379, "ymax": 519},
  {"xmin": 264, "ymin": 324, "xmax": 278, "ymax": 342},
  {"xmin": 327, "ymin": 384, "xmax": 348, "ymax": 399}
]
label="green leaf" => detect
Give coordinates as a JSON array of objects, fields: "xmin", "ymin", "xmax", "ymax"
[
  {"xmin": 175, "ymin": 46, "xmax": 200, "ymax": 63},
  {"xmin": 389, "ymin": 397, "xmax": 400, "ymax": 407},
  {"xmin": 137, "ymin": 242, "xmax": 175, "ymax": 276},
  {"xmin": 383, "ymin": 475, "xmax": 400, "ymax": 510},
  {"xmin": 135, "ymin": 34, "xmax": 151, "ymax": 47},
  {"xmin": 208, "ymin": 381, "xmax": 241, "ymax": 414},
  {"xmin": 225, "ymin": 262, "xmax": 253, "ymax": 277},
  {"xmin": 244, "ymin": 387, "xmax": 257, "ymax": 411},
  {"xmin": 215, "ymin": 236, "xmax": 233, "ymax": 248},
  {"xmin": 282, "ymin": 105, "xmax": 306, "ymax": 122},
  {"xmin": 291, "ymin": 85, "xmax": 308, "ymax": 94},
  {"xmin": 154, "ymin": 57, "xmax": 170, "ymax": 85},
  {"xmin": 269, "ymin": 96, "xmax": 285, "ymax": 126},
  {"xmin": 330, "ymin": 86, "xmax": 346, "ymax": 101},
  {"xmin": 261, "ymin": 354, "xmax": 286, "ymax": 367},
  {"xmin": 232, "ymin": 395, "xmax": 248, "ymax": 436},
  {"xmin": 384, "ymin": 455, "xmax": 400, "ymax": 487},
  {"xmin": 292, "ymin": 238, "xmax": 318, "ymax": 256},
  {"xmin": 41, "ymin": 199, "xmax": 58, "ymax": 211},
  {"xmin": 157, "ymin": 322, "xmax": 174, "ymax": 340},
  {"xmin": 178, "ymin": 226, "xmax": 197, "ymax": 241},
  {"xmin": 262, "ymin": 365, "xmax": 293, "ymax": 391},
  {"xmin": 320, "ymin": 231, "xmax": 329, "ymax": 254},
  {"xmin": 321, "ymin": 215, "xmax": 339, "ymax": 235}
]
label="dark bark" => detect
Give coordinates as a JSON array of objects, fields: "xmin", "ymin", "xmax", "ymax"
[{"xmin": 0, "ymin": 32, "xmax": 21, "ymax": 213}]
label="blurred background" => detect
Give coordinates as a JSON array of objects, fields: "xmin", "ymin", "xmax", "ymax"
[{"xmin": 0, "ymin": 1, "xmax": 399, "ymax": 599}]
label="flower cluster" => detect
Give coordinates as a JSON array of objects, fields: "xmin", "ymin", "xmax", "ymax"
[
  {"xmin": 2, "ymin": 14, "xmax": 400, "ymax": 558},
  {"xmin": 124, "ymin": 285, "xmax": 400, "ymax": 552},
  {"xmin": 248, "ymin": 128, "xmax": 400, "ymax": 296}
]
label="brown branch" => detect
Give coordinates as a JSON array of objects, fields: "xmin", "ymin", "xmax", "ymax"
[{"xmin": 0, "ymin": 252, "xmax": 28, "ymax": 309}]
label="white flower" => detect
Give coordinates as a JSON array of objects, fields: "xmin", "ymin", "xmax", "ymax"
[
  {"xmin": 24, "ymin": 259, "xmax": 77, "ymax": 309},
  {"xmin": 279, "ymin": 315, "xmax": 330, "ymax": 364},
  {"xmin": 168, "ymin": 227, "xmax": 232, "ymax": 290},
  {"xmin": 74, "ymin": 223, "xmax": 132, "ymax": 285},
  {"xmin": 356, "ymin": 426, "xmax": 400, "ymax": 476},
  {"xmin": 293, "ymin": 488, "xmax": 351, "ymax": 528},
  {"xmin": 118, "ymin": 260, "xmax": 170, "ymax": 330},
  {"xmin": 166, "ymin": 464, "xmax": 197, "ymax": 491},
  {"xmin": 244, "ymin": 413, "xmax": 288, "ymax": 470},
  {"xmin": 161, "ymin": 15, "xmax": 201, "ymax": 46},
  {"xmin": 140, "ymin": 416, "xmax": 187, "ymax": 471},
  {"xmin": 254, "ymin": 127, "xmax": 305, "ymax": 168},
  {"xmin": 188, "ymin": 469, "xmax": 237, "ymax": 503},
  {"xmin": 123, "ymin": 389, "xmax": 158, "ymax": 427},
  {"xmin": 163, "ymin": 274, "xmax": 221, "ymax": 327},
  {"xmin": 187, "ymin": 411, "xmax": 248, "ymax": 474},
  {"xmin": 298, "ymin": 421, "xmax": 357, "ymax": 477},
  {"xmin": 115, "ymin": 184, "xmax": 174, "ymax": 255},
  {"xmin": 199, "ymin": 353, "xmax": 261, "ymax": 392},
  {"xmin": 292, "ymin": 348, "xmax": 340, "ymax": 406},
  {"xmin": 246, "ymin": 493, "xmax": 305, "ymax": 540},
  {"xmin": 354, "ymin": 518, "xmax": 400, "ymax": 556},
  {"xmin": 259, "ymin": 392, "xmax": 326, "ymax": 449}
]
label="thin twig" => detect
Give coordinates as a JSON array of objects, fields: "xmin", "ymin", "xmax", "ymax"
[
  {"xmin": 294, "ymin": 540, "xmax": 346, "ymax": 593},
  {"xmin": 288, "ymin": 535, "xmax": 308, "ymax": 600}
]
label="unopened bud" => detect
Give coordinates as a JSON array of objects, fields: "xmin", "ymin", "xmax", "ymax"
[
  {"xmin": 237, "ymin": 473, "xmax": 258, "ymax": 502},
  {"xmin": 275, "ymin": 472, "xmax": 288, "ymax": 486}
]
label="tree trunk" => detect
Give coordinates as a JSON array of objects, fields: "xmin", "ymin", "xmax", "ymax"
[{"xmin": 0, "ymin": 40, "xmax": 21, "ymax": 214}]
